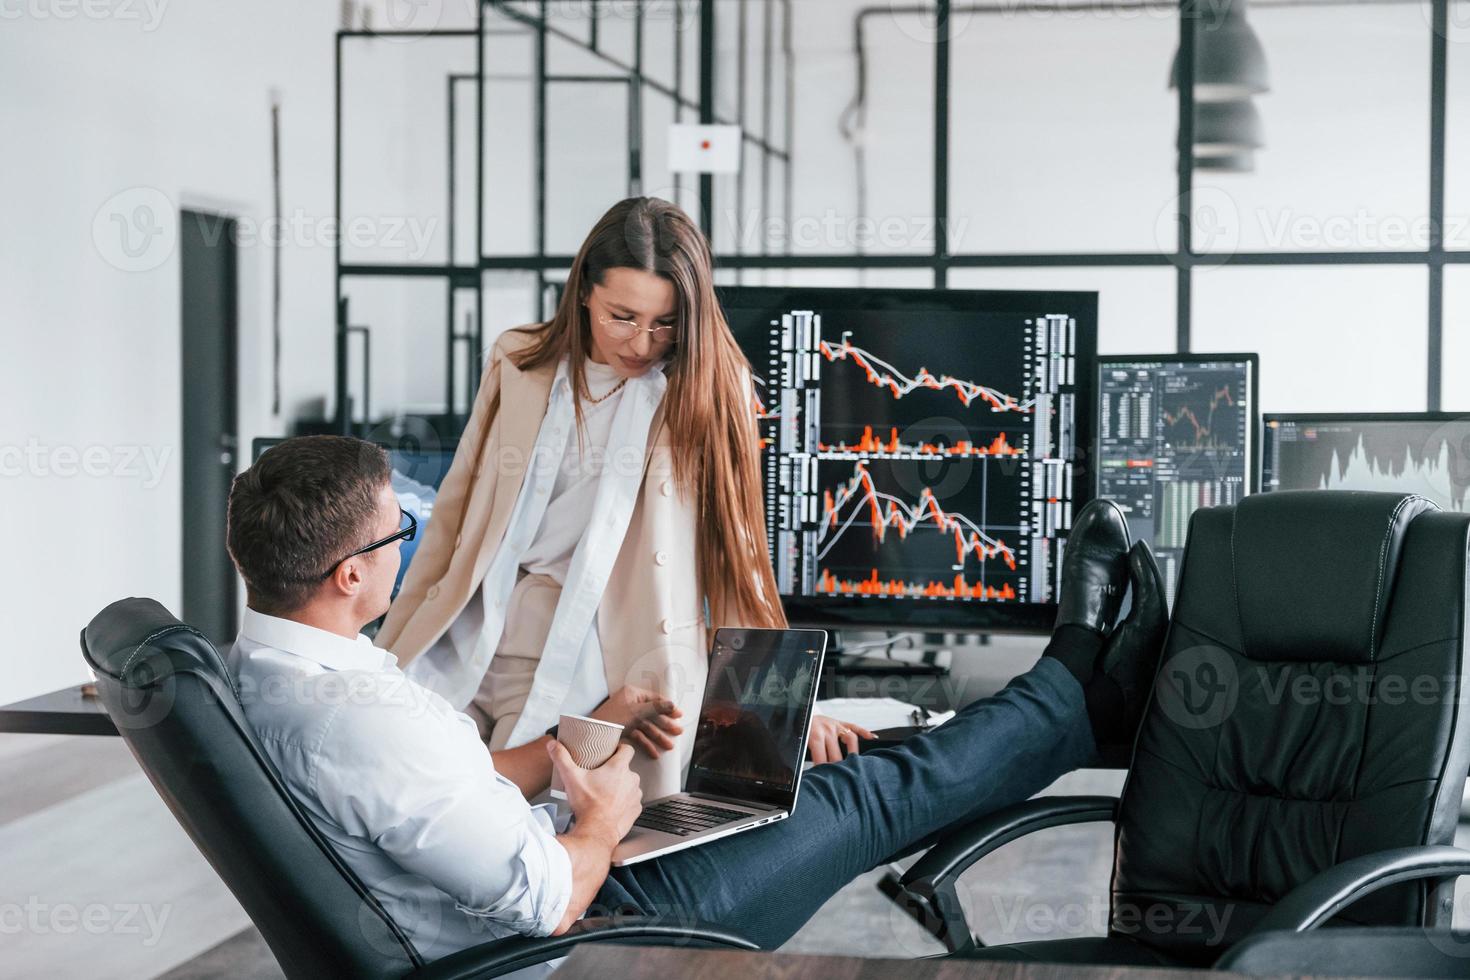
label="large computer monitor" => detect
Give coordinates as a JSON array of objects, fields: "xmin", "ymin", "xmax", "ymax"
[
  {"xmin": 251, "ymin": 437, "xmax": 458, "ymax": 595},
  {"xmin": 717, "ymin": 285, "xmax": 1098, "ymax": 634},
  {"xmin": 1263, "ymin": 414, "xmax": 1470, "ymax": 512},
  {"xmin": 1095, "ymin": 354, "xmax": 1259, "ymax": 605}
]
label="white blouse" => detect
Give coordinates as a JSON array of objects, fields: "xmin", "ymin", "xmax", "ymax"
[{"xmin": 518, "ymin": 357, "xmax": 627, "ymax": 585}]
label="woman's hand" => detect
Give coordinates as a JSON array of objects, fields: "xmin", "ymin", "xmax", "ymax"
[
  {"xmin": 590, "ymin": 685, "xmax": 685, "ymax": 758},
  {"xmin": 807, "ymin": 715, "xmax": 876, "ymax": 765}
]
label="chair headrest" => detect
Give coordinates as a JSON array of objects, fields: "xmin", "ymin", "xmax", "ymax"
[
  {"xmin": 1229, "ymin": 491, "xmax": 1438, "ymax": 663},
  {"xmin": 81, "ymin": 597, "xmax": 236, "ymax": 698}
]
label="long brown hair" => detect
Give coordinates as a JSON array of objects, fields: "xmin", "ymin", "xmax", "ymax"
[{"xmin": 487, "ymin": 197, "xmax": 786, "ymax": 629}]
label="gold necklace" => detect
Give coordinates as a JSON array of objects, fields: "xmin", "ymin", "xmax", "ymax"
[{"xmin": 584, "ymin": 377, "xmax": 628, "ymax": 405}]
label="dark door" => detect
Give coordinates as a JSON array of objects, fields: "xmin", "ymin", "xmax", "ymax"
[{"xmin": 180, "ymin": 209, "xmax": 239, "ymax": 644}]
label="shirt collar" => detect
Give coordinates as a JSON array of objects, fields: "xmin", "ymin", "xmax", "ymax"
[
  {"xmin": 552, "ymin": 354, "xmax": 669, "ymax": 401},
  {"xmin": 239, "ymin": 607, "xmax": 389, "ymax": 673}
]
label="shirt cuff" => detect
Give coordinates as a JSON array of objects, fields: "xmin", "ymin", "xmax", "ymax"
[
  {"xmin": 537, "ymin": 832, "xmax": 575, "ymax": 936},
  {"xmin": 452, "ymin": 815, "xmax": 575, "ymax": 937}
]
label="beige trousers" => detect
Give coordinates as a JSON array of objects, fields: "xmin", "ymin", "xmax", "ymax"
[{"xmin": 464, "ymin": 570, "xmax": 562, "ymax": 750}]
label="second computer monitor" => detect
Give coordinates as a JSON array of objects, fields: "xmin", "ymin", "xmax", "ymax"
[
  {"xmin": 719, "ymin": 285, "xmax": 1098, "ymax": 634},
  {"xmin": 1096, "ymin": 354, "xmax": 1259, "ymax": 604}
]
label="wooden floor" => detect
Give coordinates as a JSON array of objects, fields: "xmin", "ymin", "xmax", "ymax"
[
  {"xmin": 0, "ymin": 733, "xmax": 252, "ymax": 979},
  {"xmin": 3, "ymin": 635, "xmax": 1463, "ymax": 978}
]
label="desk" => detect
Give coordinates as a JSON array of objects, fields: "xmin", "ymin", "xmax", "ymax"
[
  {"xmin": 0, "ymin": 682, "xmax": 1144, "ymax": 765},
  {"xmin": 0, "ymin": 685, "xmax": 117, "ymax": 736},
  {"xmin": 552, "ymin": 947, "xmax": 1255, "ymax": 980}
]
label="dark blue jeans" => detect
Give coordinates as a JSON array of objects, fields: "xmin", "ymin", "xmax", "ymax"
[{"xmin": 593, "ymin": 657, "xmax": 1097, "ymax": 949}]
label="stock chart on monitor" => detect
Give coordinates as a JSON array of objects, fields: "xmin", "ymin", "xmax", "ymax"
[
  {"xmin": 718, "ymin": 286, "xmax": 1097, "ymax": 633},
  {"xmin": 1263, "ymin": 414, "xmax": 1470, "ymax": 512},
  {"xmin": 1096, "ymin": 355, "xmax": 1258, "ymax": 606}
]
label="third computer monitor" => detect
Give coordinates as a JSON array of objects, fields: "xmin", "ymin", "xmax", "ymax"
[
  {"xmin": 1263, "ymin": 414, "xmax": 1470, "ymax": 513},
  {"xmin": 1095, "ymin": 354, "xmax": 1259, "ymax": 605},
  {"xmin": 717, "ymin": 285, "xmax": 1098, "ymax": 634}
]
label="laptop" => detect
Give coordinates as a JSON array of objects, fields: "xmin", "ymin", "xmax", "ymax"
[{"xmin": 610, "ymin": 627, "xmax": 828, "ymax": 866}]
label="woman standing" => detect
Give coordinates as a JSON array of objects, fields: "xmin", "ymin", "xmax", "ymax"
[{"xmin": 377, "ymin": 198, "xmax": 867, "ymax": 799}]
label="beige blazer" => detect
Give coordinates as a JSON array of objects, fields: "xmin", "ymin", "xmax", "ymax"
[{"xmin": 377, "ymin": 325, "xmax": 731, "ymax": 799}]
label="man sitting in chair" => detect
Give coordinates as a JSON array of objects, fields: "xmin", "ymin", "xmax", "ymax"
[{"xmin": 223, "ymin": 435, "xmax": 1166, "ymax": 964}]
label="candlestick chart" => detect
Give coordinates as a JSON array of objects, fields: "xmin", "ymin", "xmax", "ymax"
[{"xmin": 737, "ymin": 303, "xmax": 1082, "ymax": 607}]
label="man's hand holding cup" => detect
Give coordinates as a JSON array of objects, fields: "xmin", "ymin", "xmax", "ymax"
[{"xmin": 547, "ymin": 713, "xmax": 643, "ymax": 846}]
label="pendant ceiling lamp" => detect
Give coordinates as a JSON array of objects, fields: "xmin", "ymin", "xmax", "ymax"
[
  {"xmin": 1168, "ymin": 0, "xmax": 1271, "ymax": 101},
  {"xmin": 1170, "ymin": 0, "xmax": 1270, "ymax": 172}
]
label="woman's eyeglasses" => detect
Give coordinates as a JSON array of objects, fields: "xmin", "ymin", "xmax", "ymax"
[
  {"xmin": 319, "ymin": 507, "xmax": 417, "ymax": 580},
  {"xmin": 598, "ymin": 314, "xmax": 675, "ymax": 344}
]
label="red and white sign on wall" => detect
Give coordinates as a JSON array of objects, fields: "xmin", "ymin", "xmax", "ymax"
[{"xmin": 667, "ymin": 124, "xmax": 742, "ymax": 175}]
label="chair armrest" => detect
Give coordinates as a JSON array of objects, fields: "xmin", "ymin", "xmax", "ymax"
[
  {"xmin": 406, "ymin": 915, "xmax": 759, "ymax": 980},
  {"xmin": 1246, "ymin": 845, "xmax": 1470, "ymax": 936},
  {"xmin": 900, "ymin": 795, "xmax": 1120, "ymax": 892},
  {"xmin": 878, "ymin": 795, "xmax": 1119, "ymax": 954}
]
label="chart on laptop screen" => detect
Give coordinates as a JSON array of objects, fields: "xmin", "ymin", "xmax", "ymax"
[{"xmin": 688, "ymin": 633, "xmax": 821, "ymax": 792}]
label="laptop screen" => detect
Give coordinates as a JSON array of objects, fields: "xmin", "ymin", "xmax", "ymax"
[{"xmin": 685, "ymin": 628, "xmax": 827, "ymax": 810}]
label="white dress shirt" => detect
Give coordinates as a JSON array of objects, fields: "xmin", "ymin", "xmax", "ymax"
[
  {"xmin": 407, "ymin": 353, "xmax": 668, "ymax": 748},
  {"xmin": 226, "ymin": 608, "xmax": 573, "ymax": 968}
]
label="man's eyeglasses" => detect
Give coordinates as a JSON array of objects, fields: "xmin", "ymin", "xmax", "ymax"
[
  {"xmin": 319, "ymin": 507, "xmax": 417, "ymax": 580},
  {"xmin": 598, "ymin": 314, "xmax": 676, "ymax": 344}
]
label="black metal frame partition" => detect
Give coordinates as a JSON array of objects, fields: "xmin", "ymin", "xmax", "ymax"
[
  {"xmin": 334, "ymin": 0, "xmax": 795, "ymax": 431},
  {"xmin": 332, "ymin": 0, "xmax": 1459, "ymax": 434}
]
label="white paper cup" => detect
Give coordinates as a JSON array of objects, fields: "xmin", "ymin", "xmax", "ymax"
[{"xmin": 550, "ymin": 713, "xmax": 625, "ymax": 800}]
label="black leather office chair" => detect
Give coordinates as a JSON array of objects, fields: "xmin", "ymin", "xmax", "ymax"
[
  {"xmin": 1218, "ymin": 925, "xmax": 1470, "ymax": 977},
  {"xmin": 881, "ymin": 491, "xmax": 1470, "ymax": 968},
  {"xmin": 80, "ymin": 597, "xmax": 756, "ymax": 980}
]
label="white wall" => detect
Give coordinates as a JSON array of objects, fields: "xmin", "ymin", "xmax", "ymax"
[{"xmin": 1, "ymin": 2, "xmax": 341, "ymax": 704}]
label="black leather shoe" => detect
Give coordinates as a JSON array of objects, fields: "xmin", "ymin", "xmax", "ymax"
[
  {"xmin": 1054, "ymin": 499, "xmax": 1131, "ymax": 634},
  {"xmin": 1097, "ymin": 541, "xmax": 1170, "ymax": 743}
]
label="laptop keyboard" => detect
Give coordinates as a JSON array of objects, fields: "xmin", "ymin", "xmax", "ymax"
[{"xmin": 634, "ymin": 799, "xmax": 756, "ymax": 837}]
